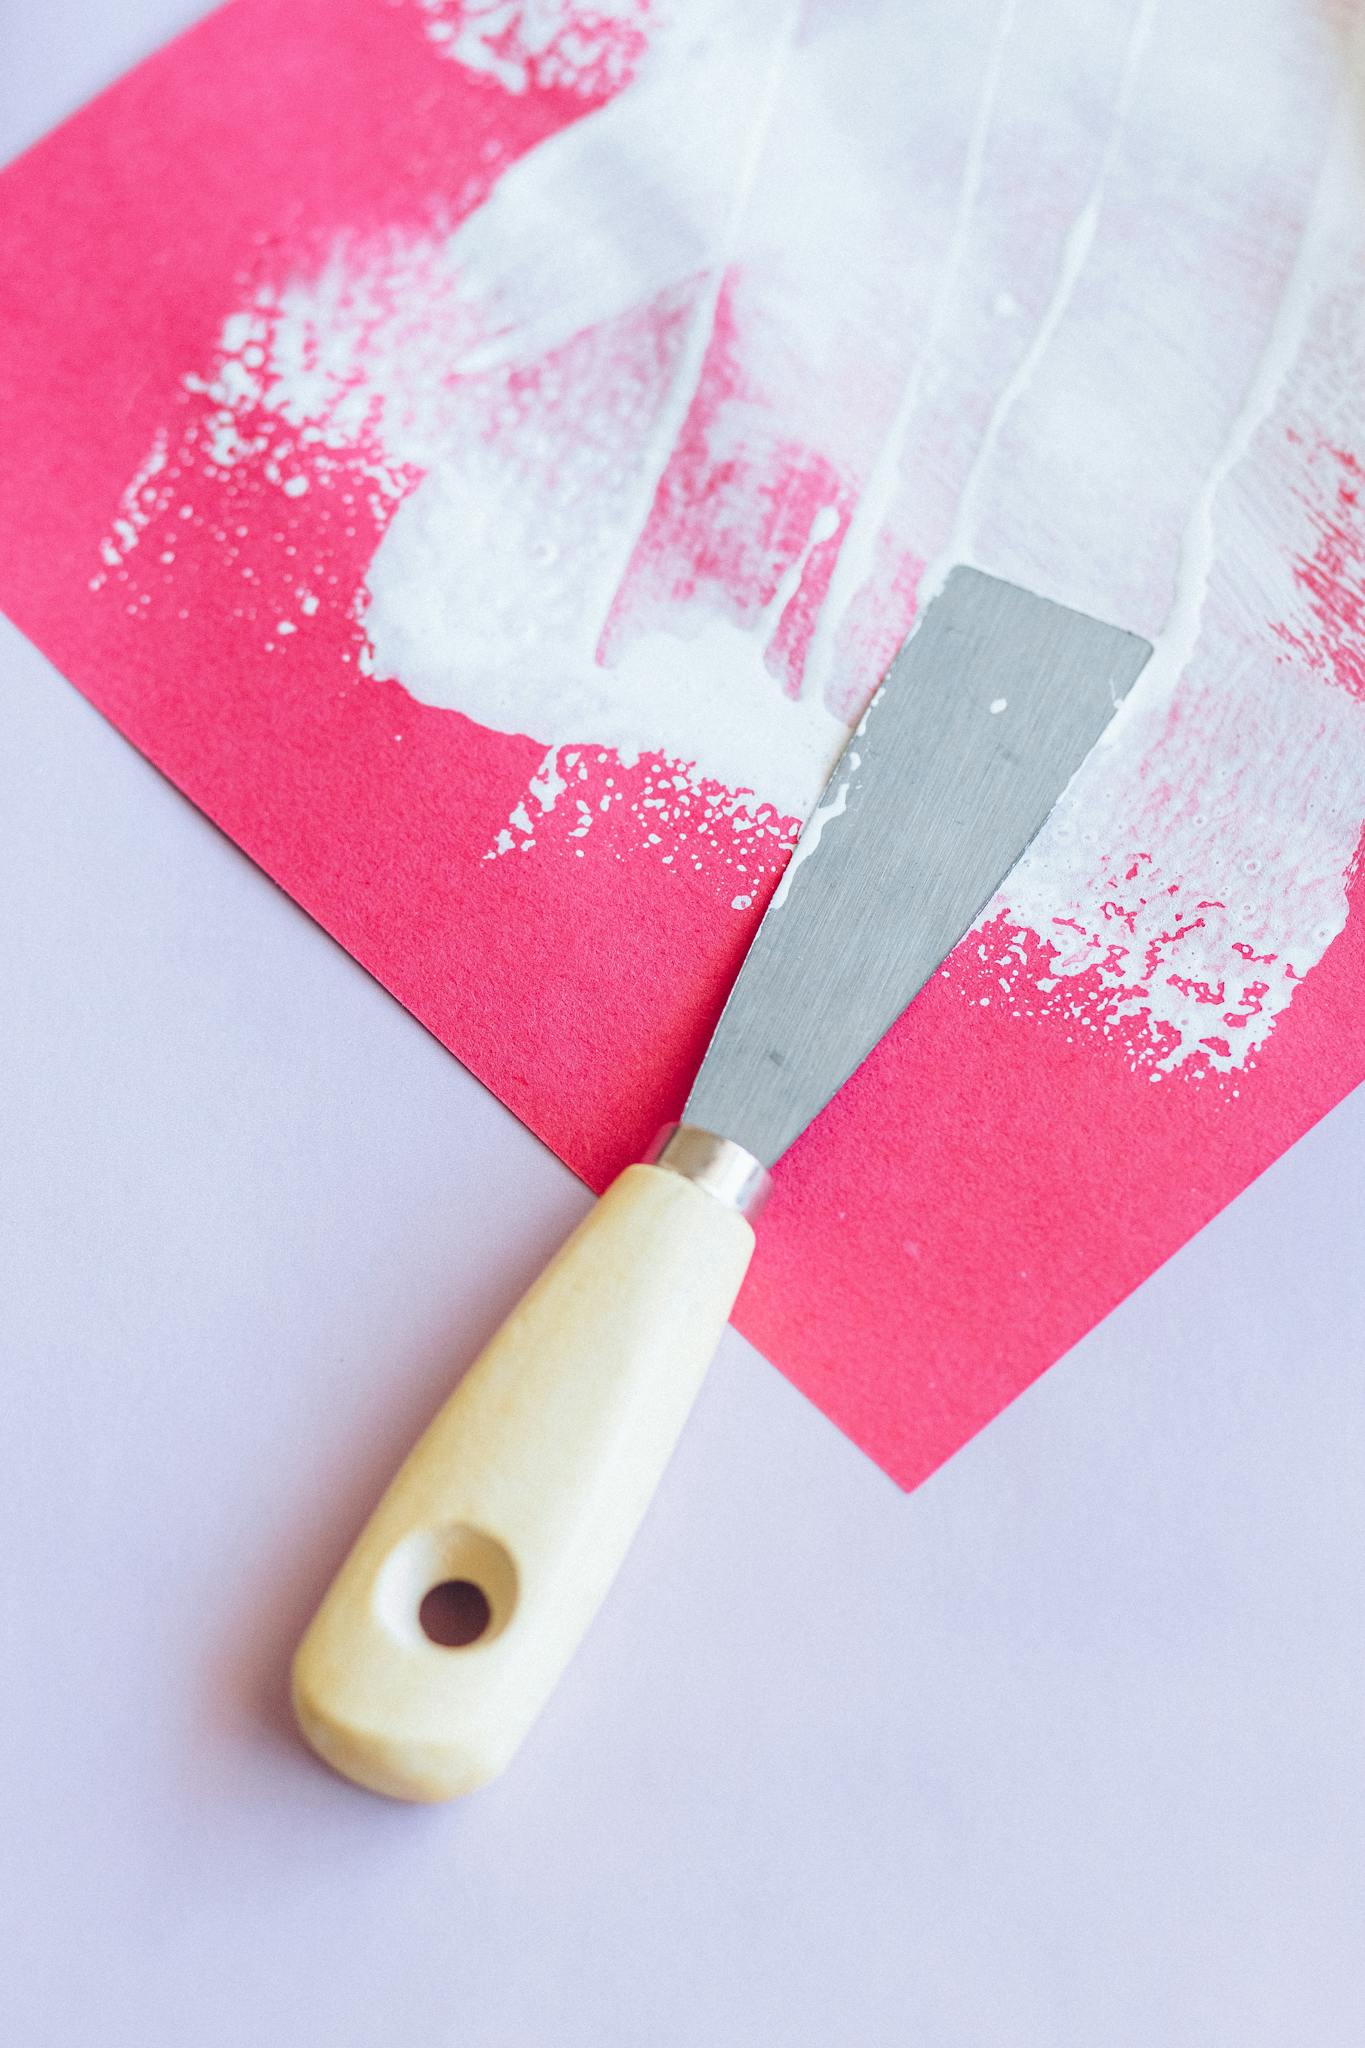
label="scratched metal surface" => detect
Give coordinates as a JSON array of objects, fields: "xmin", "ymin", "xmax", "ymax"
[{"xmin": 686, "ymin": 569, "xmax": 1153, "ymax": 1164}]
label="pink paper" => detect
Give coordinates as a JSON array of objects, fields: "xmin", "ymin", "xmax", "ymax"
[{"xmin": 1, "ymin": 0, "xmax": 1361, "ymax": 1486}]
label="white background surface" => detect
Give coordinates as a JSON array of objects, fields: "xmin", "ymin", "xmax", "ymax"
[{"xmin": 3, "ymin": 6, "xmax": 1364, "ymax": 2042}]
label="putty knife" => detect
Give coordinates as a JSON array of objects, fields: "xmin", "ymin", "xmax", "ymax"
[{"xmin": 292, "ymin": 567, "xmax": 1152, "ymax": 1800}]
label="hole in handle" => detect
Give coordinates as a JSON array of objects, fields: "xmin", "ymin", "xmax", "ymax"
[
  {"xmin": 419, "ymin": 1579, "xmax": 492, "ymax": 1648},
  {"xmin": 375, "ymin": 1523, "xmax": 518, "ymax": 1649}
]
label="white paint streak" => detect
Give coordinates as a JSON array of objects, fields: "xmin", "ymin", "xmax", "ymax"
[
  {"xmin": 990, "ymin": 106, "xmax": 1365, "ymax": 1070},
  {"xmin": 582, "ymin": 0, "xmax": 801, "ymax": 647},
  {"xmin": 948, "ymin": 0, "xmax": 1159, "ymax": 579},
  {"xmin": 770, "ymin": 746, "xmax": 858, "ymax": 911},
  {"xmin": 1125, "ymin": 107, "xmax": 1356, "ymax": 738},
  {"xmin": 445, "ymin": 0, "xmax": 795, "ymax": 378},
  {"xmin": 771, "ymin": 678, "xmax": 883, "ymax": 910},
  {"xmin": 802, "ymin": 0, "xmax": 1020, "ymax": 699}
]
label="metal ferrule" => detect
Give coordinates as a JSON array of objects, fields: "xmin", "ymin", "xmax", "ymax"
[{"xmin": 645, "ymin": 1124, "xmax": 772, "ymax": 1219}]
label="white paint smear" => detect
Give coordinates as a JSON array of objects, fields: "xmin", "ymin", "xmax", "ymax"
[
  {"xmin": 365, "ymin": 480, "xmax": 844, "ymax": 815},
  {"xmin": 101, "ymin": 0, "xmax": 1365, "ymax": 1077}
]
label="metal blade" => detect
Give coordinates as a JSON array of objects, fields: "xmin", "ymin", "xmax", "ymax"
[{"xmin": 684, "ymin": 567, "xmax": 1152, "ymax": 1165}]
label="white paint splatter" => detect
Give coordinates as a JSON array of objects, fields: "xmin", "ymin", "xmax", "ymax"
[
  {"xmin": 412, "ymin": 0, "xmax": 651, "ymax": 99},
  {"xmin": 94, "ymin": 431, "xmax": 170, "ymax": 577}
]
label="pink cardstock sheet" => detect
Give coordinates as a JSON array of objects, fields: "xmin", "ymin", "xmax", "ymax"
[{"xmin": 2, "ymin": 0, "xmax": 1363, "ymax": 1487}]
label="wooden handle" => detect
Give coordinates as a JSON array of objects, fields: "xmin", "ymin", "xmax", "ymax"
[{"xmin": 291, "ymin": 1163, "xmax": 754, "ymax": 1800}]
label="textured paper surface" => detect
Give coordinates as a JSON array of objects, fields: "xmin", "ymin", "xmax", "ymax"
[{"xmin": 1, "ymin": 0, "xmax": 1362, "ymax": 1485}]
